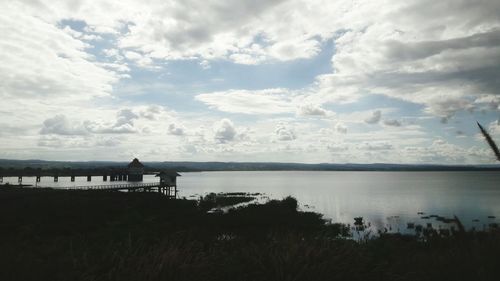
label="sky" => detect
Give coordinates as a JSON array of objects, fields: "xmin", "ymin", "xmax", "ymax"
[{"xmin": 1, "ymin": 0, "xmax": 500, "ymax": 164}]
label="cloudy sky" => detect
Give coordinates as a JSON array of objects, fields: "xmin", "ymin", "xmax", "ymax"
[{"xmin": 2, "ymin": 0, "xmax": 500, "ymax": 163}]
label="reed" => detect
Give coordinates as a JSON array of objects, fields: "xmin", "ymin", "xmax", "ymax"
[{"xmin": 477, "ymin": 121, "xmax": 500, "ymax": 161}]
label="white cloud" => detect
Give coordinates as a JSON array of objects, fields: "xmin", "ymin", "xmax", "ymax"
[
  {"xmin": 140, "ymin": 106, "xmax": 164, "ymax": 120},
  {"xmin": 115, "ymin": 109, "xmax": 139, "ymax": 127},
  {"xmin": 297, "ymin": 104, "xmax": 331, "ymax": 117},
  {"xmin": 267, "ymin": 38, "xmax": 321, "ymax": 61},
  {"xmin": 124, "ymin": 51, "xmax": 142, "ymax": 61},
  {"xmin": 41, "ymin": 109, "xmax": 141, "ymax": 137},
  {"xmin": 365, "ymin": 110, "xmax": 382, "ymax": 124},
  {"xmin": 168, "ymin": 123, "xmax": 185, "ymax": 136},
  {"xmin": 124, "ymin": 50, "xmax": 154, "ymax": 67},
  {"xmin": 9, "ymin": 0, "xmax": 500, "ymax": 118},
  {"xmin": 196, "ymin": 88, "xmax": 297, "ymax": 114},
  {"xmin": 327, "ymin": 143, "xmax": 349, "ymax": 152},
  {"xmin": 214, "ymin": 119, "xmax": 237, "ymax": 143},
  {"xmin": 359, "ymin": 142, "xmax": 393, "ymax": 151},
  {"xmin": 0, "ymin": 0, "xmax": 355, "ymax": 66},
  {"xmin": 487, "ymin": 120, "xmax": 500, "ymax": 138},
  {"xmin": 40, "ymin": 115, "xmax": 88, "ymax": 136},
  {"xmin": 37, "ymin": 135, "xmax": 121, "ymax": 149},
  {"xmin": 3, "ymin": 0, "xmax": 500, "ymax": 164},
  {"xmin": 85, "ymin": 109, "xmax": 139, "ymax": 134},
  {"xmin": 95, "ymin": 137, "xmax": 121, "ymax": 147},
  {"xmin": 199, "ymin": 60, "xmax": 211, "ymax": 69},
  {"xmin": 229, "ymin": 53, "xmax": 266, "ymax": 65},
  {"xmin": 115, "ymin": 0, "xmax": 327, "ymax": 63},
  {"xmin": 324, "ymin": 0, "xmax": 500, "ymax": 119},
  {"xmin": 402, "ymin": 139, "xmax": 492, "ymax": 164},
  {"xmin": 334, "ymin": 122, "xmax": 347, "ymax": 134},
  {"xmin": 0, "ymin": 2, "xmax": 122, "ymax": 101},
  {"xmin": 275, "ymin": 123, "xmax": 296, "ymax": 141},
  {"xmin": 383, "ymin": 119, "xmax": 402, "ymax": 127}
]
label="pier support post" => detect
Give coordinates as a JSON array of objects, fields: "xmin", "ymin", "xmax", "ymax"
[
  {"xmin": 36, "ymin": 176, "xmax": 41, "ymax": 182},
  {"xmin": 0, "ymin": 176, "xmax": 3, "ymax": 183},
  {"xmin": 71, "ymin": 176, "xmax": 75, "ymax": 182},
  {"xmin": 18, "ymin": 176, "xmax": 22, "ymax": 184},
  {"xmin": 54, "ymin": 176, "xmax": 58, "ymax": 182},
  {"xmin": 110, "ymin": 175, "xmax": 115, "ymax": 182},
  {"xmin": 87, "ymin": 176, "xmax": 91, "ymax": 182},
  {"xmin": 103, "ymin": 175, "xmax": 107, "ymax": 181}
]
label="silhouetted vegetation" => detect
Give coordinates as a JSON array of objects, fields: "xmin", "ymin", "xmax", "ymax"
[
  {"xmin": 198, "ymin": 192, "xmax": 255, "ymax": 211},
  {"xmin": 478, "ymin": 121, "xmax": 500, "ymax": 161},
  {"xmin": 0, "ymin": 187, "xmax": 499, "ymax": 281}
]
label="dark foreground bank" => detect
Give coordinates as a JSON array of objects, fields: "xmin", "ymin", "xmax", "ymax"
[{"xmin": 0, "ymin": 187, "xmax": 499, "ymax": 281}]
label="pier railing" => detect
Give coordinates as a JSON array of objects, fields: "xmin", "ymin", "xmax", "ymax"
[{"xmin": 65, "ymin": 182, "xmax": 161, "ymax": 191}]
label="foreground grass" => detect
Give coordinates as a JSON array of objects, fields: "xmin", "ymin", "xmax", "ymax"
[{"xmin": 0, "ymin": 187, "xmax": 499, "ymax": 281}]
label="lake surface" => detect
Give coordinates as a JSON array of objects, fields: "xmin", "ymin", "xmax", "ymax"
[{"xmin": 4, "ymin": 171, "xmax": 500, "ymax": 233}]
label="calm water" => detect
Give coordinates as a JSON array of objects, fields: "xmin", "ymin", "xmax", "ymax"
[{"xmin": 4, "ymin": 171, "xmax": 500, "ymax": 232}]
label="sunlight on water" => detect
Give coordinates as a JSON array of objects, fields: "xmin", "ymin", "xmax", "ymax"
[{"xmin": 178, "ymin": 171, "xmax": 500, "ymax": 233}]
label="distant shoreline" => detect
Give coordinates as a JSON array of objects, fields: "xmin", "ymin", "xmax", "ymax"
[{"xmin": 1, "ymin": 158, "xmax": 500, "ymax": 173}]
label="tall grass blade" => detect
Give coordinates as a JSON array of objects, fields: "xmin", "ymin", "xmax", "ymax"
[{"xmin": 477, "ymin": 121, "xmax": 500, "ymax": 161}]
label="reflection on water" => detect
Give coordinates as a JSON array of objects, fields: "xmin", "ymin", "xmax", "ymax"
[
  {"xmin": 4, "ymin": 171, "xmax": 500, "ymax": 231},
  {"xmin": 178, "ymin": 171, "xmax": 500, "ymax": 232}
]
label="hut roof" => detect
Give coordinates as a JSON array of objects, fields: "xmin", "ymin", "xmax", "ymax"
[
  {"xmin": 127, "ymin": 158, "xmax": 144, "ymax": 168},
  {"xmin": 155, "ymin": 170, "xmax": 181, "ymax": 177}
]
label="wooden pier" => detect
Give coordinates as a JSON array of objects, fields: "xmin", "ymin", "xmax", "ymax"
[
  {"xmin": 0, "ymin": 171, "xmax": 153, "ymax": 183},
  {"xmin": 0, "ymin": 159, "xmax": 152, "ymax": 183},
  {"xmin": 0, "ymin": 159, "xmax": 180, "ymax": 198}
]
